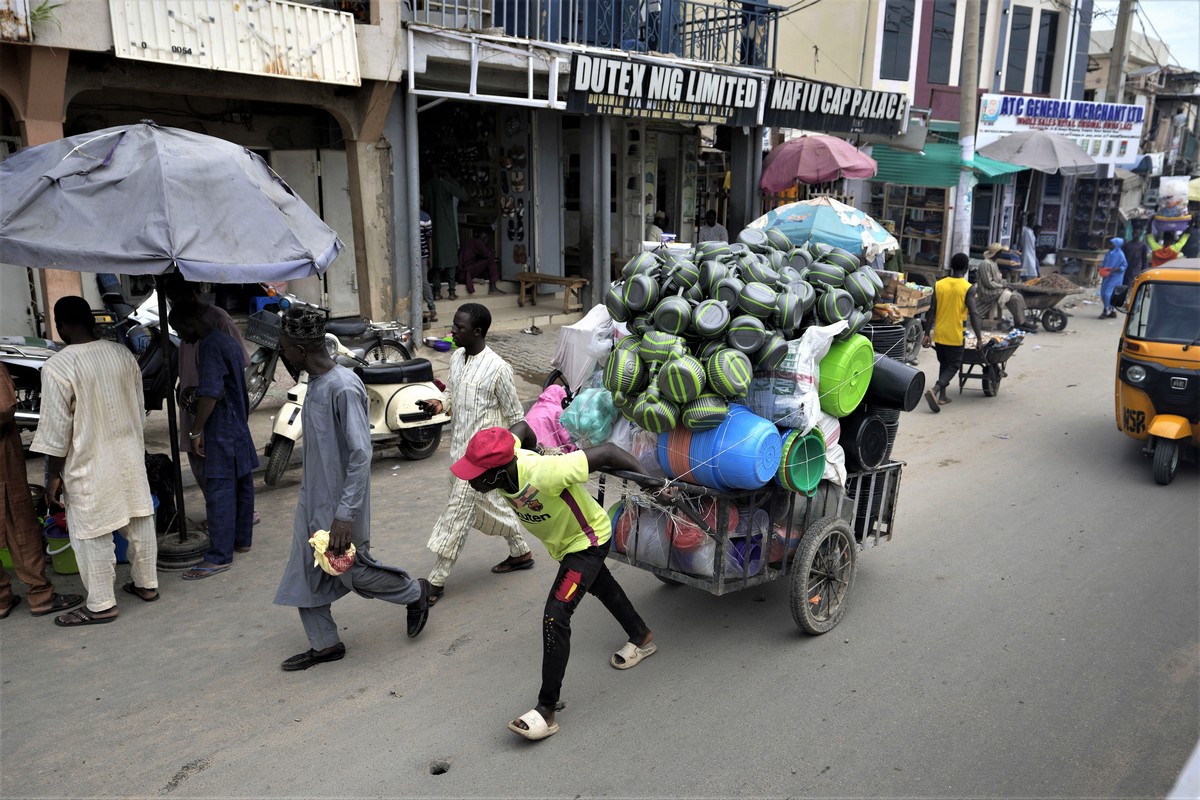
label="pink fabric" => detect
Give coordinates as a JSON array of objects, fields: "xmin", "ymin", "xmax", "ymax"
[{"xmin": 524, "ymin": 385, "xmax": 575, "ymax": 453}]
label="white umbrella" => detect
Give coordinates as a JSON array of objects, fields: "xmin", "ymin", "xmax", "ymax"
[{"xmin": 976, "ymin": 130, "xmax": 1097, "ymax": 176}]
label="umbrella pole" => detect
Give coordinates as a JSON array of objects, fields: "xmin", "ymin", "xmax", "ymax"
[{"xmin": 155, "ymin": 275, "xmax": 190, "ymax": 545}]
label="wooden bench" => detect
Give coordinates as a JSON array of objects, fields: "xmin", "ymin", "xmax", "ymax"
[{"xmin": 515, "ymin": 272, "xmax": 588, "ymax": 313}]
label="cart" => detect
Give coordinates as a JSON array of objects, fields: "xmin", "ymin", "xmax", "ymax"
[
  {"xmin": 1012, "ymin": 283, "xmax": 1083, "ymax": 332},
  {"xmin": 958, "ymin": 339, "xmax": 1022, "ymax": 397},
  {"xmin": 597, "ymin": 462, "xmax": 902, "ymax": 634}
]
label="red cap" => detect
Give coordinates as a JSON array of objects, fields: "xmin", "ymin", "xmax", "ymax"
[{"xmin": 451, "ymin": 427, "xmax": 517, "ymax": 480}]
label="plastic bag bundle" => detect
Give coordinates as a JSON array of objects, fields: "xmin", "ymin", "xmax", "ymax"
[
  {"xmin": 308, "ymin": 530, "xmax": 357, "ymax": 576},
  {"xmin": 747, "ymin": 321, "xmax": 846, "ymax": 431},
  {"xmin": 560, "ymin": 388, "xmax": 619, "ymax": 448},
  {"xmin": 623, "ymin": 497, "xmax": 670, "ymax": 567},
  {"xmin": 584, "ymin": 316, "xmax": 616, "ymax": 363},
  {"xmin": 525, "ymin": 385, "xmax": 575, "ymax": 452}
]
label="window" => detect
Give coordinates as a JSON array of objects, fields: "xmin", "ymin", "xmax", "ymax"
[
  {"xmin": 881, "ymin": 0, "xmax": 915, "ymax": 81},
  {"xmin": 1005, "ymin": 6, "xmax": 1032, "ymax": 92},
  {"xmin": 1033, "ymin": 10, "xmax": 1060, "ymax": 94},
  {"xmin": 926, "ymin": 0, "xmax": 956, "ymax": 85},
  {"xmin": 1127, "ymin": 282, "xmax": 1200, "ymax": 344}
]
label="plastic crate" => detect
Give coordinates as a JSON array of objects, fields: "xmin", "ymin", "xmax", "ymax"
[{"xmin": 246, "ymin": 310, "xmax": 281, "ymax": 348}]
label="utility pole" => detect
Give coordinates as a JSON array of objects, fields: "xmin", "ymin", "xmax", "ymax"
[
  {"xmin": 952, "ymin": 0, "xmax": 981, "ymax": 259},
  {"xmin": 1106, "ymin": 0, "xmax": 1137, "ymax": 103}
]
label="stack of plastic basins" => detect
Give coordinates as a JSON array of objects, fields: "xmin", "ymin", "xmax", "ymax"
[
  {"xmin": 850, "ymin": 323, "xmax": 907, "ymax": 538},
  {"xmin": 859, "ymin": 323, "xmax": 905, "ymax": 459}
]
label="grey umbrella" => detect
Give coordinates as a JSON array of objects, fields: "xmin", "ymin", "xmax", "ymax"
[
  {"xmin": 0, "ymin": 122, "xmax": 342, "ymax": 563},
  {"xmin": 976, "ymin": 129, "xmax": 1098, "ymax": 176}
]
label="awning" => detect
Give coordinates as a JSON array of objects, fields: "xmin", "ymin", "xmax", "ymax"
[{"xmin": 871, "ymin": 142, "xmax": 1026, "ymax": 187}]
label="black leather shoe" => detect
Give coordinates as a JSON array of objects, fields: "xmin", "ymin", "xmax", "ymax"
[
  {"xmin": 406, "ymin": 579, "xmax": 430, "ymax": 639},
  {"xmin": 281, "ymin": 643, "xmax": 346, "ymax": 671}
]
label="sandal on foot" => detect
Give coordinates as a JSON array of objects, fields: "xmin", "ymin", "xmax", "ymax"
[
  {"xmin": 121, "ymin": 582, "xmax": 159, "ymax": 603},
  {"xmin": 611, "ymin": 640, "xmax": 657, "ymax": 670},
  {"xmin": 182, "ymin": 564, "xmax": 231, "ymax": 580},
  {"xmin": 492, "ymin": 555, "xmax": 535, "ymax": 574},
  {"xmin": 924, "ymin": 389, "xmax": 941, "ymax": 413},
  {"xmin": 281, "ymin": 643, "xmax": 346, "ymax": 671},
  {"xmin": 508, "ymin": 709, "xmax": 559, "ymax": 741},
  {"xmin": 31, "ymin": 593, "xmax": 85, "ymax": 616},
  {"xmin": 0, "ymin": 596, "xmax": 21, "ymax": 620},
  {"xmin": 54, "ymin": 607, "xmax": 118, "ymax": 627},
  {"xmin": 406, "ymin": 579, "xmax": 430, "ymax": 638},
  {"xmin": 427, "ymin": 584, "xmax": 444, "ymax": 607}
]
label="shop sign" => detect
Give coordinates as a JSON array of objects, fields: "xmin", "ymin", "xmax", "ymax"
[
  {"xmin": 566, "ymin": 54, "xmax": 760, "ymax": 126},
  {"xmin": 977, "ymin": 94, "xmax": 1145, "ymax": 166},
  {"xmin": 762, "ymin": 78, "xmax": 909, "ymax": 136}
]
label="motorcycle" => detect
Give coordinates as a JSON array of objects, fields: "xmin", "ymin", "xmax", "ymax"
[
  {"xmin": 262, "ymin": 335, "xmax": 450, "ymax": 485},
  {"xmin": 245, "ymin": 287, "xmax": 414, "ymax": 412},
  {"xmin": 0, "ymin": 337, "xmax": 58, "ymax": 451}
]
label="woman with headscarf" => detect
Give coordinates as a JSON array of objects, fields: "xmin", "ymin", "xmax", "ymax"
[{"xmin": 1099, "ymin": 237, "xmax": 1128, "ymax": 319}]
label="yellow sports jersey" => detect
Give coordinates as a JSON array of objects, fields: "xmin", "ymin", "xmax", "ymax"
[
  {"xmin": 933, "ymin": 276, "xmax": 971, "ymax": 346},
  {"xmin": 498, "ymin": 447, "xmax": 611, "ymax": 562}
]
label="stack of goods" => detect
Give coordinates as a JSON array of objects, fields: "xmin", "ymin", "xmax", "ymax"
[
  {"xmin": 872, "ymin": 272, "xmax": 932, "ymax": 320},
  {"xmin": 602, "ymin": 227, "xmax": 884, "ymax": 436},
  {"xmin": 1024, "ymin": 273, "xmax": 1079, "ymax": 291}
]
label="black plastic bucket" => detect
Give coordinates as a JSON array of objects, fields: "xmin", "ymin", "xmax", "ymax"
[
  {"xmin": 840, "ymin": 411, "xmax": 889, "ymax": 471},
  {"xmin": 860, "ymin": 323, "xmax": 907, "ymax": 362},
  {"xmin": 864, "ymin": 355, "xmax": 926, "ymax": 411},
  {"xmin": 861, "ymin": 404, "xmax": 901, "ymax": 458}
]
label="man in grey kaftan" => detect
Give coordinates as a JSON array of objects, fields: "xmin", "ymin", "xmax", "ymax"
[{"xmin": 273, "ymin": 307, "xmax": 428, "ymax": 670}]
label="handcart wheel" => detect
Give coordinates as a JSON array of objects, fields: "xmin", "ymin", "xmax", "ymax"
[
  {"xmin": 982, "ymin": 365, "xmax": 1002, "ymax": 397},
  {"xmin": 1041, "ymin": 308, "xmax": 1068, "ymax": 332},
  {"xmin": 789, "ymin": 517, "xmax": 857, "ymax": 635}
]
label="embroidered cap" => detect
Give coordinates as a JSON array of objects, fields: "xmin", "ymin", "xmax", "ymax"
[{"xmin": 451, "ymin": 427, "xmax": 518, "ymax": 480}]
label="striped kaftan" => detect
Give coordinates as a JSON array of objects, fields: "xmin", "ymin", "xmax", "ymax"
[{"xmin": 425, "ymin": 346, "xmax": 529, "ymax": 561}]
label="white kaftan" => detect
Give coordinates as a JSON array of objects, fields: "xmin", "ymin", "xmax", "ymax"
[
  {"xmin": 32, "ymin": 340, "xmax": 153, "ymax": 539},
  {"xmin": 426, "ymin": 346, "xmax": 529, "ymax": 562}
]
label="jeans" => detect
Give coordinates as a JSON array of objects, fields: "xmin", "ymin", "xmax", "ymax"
[
  {"xmin": 933, "ymin": 344, "xmax": 964, "ymax": 394},
  {"xmin": 538, "ymin": 545, "xmax": 648, "ymax": 710}
]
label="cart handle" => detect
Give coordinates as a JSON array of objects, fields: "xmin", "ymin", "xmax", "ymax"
[{"xmin": 599, "ymin": 468, "xmax": 723, "ymax": 498}]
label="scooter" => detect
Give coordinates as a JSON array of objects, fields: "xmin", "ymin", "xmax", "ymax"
[
  {"xmin": 0, "ymin": 337, "xmax": 58, "ymax": 451},
  {"xmin": 245, "ymin": 287, "xmax": 415, "ymax": 412},
  {"xmin": 262, "ymin": 336, "xmax": 450, "ymax": 485}
]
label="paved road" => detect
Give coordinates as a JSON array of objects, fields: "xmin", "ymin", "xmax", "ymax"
[{"xmin": 3, "ymin": 310, "xmax": 1196, "ymax": 798}]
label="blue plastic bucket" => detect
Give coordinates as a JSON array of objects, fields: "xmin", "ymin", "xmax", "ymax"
[{"xmin": 686, "ymin": 404, "xmax": 782, "ymax": 491}]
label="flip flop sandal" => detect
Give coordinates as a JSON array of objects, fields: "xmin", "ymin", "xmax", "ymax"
[
  {"xmin": 610, "ymin": 640, "xmax": 657, "ymax": 669},
  {"xmin": 0, "ymin": 596, "xmax": 21, "ymax": 619},
  {"xmin": 492, "ymin": 555, "xmax": 535, "ymax": 573},
  {"xmin": 427, "ymin": 585, "xmax": 444, "ymax": 606},
  {"xmin": 121, "ymin": 582, "xmax": 159, "ymax": 602},
  {"xmin": 54, "ymin": 607, "xmax": 119, "ymax": 627},
  {"xmin": 30, "ymin": 593, "xmax": 85, "ymax": 616},
  {"xmin": 924, "ymin": 389, "xmax": 941, "ymax": 413},
  {"xmin": 182, "ymin": 564, "xmax": 231, "ymax": 580},
  {"xmin": 508, "ymin": 219, "xmax": 516, "ymax": 241},
  {"xmin": 508, "ymin": 709, "xmax": 559, "ymax": 741}
]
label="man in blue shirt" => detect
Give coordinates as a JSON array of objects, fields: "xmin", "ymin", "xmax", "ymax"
[{"xmin": 169, "ymin": 303, "xmax": 259, "ymax": 579}]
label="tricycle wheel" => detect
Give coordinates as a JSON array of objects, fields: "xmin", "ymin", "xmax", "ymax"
[
  {"xmin": 1042, "ymin": 308, "xmax": 1067, "ymax": 332},
  {"xmin": 399, "ymin": 427, "xmax": 442, "ymax": 461},
  {"xmin": 1153, "ymin": 438, "xmax": 1179, "ymax": 486},
  {"xmin": 789, "ymin": 517, "xmax": 857, "ymax": 635},
  {"xmin": 982, "ymin": 365, "xmax": 1001, "ymax": 396}
]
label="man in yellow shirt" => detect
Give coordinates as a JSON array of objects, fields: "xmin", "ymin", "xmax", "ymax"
[
  {"xmin": 922, "ymin": 253, "xmax": 983, "ymax": 412},
  {"xmin": 452, "ymin": 424, "xmax": 671, "ymax": 741}
]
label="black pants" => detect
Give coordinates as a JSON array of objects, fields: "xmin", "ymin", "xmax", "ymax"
[
  {"xmin": 539, "ymin": 545, "xmax": 648, "ymax": 710},
  {"xmin": 934, "ymin": 344, "xmax": 964, "ymax": 394}
]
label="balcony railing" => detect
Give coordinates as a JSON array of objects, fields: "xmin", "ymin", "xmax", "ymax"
[{"xmin": 409, "ymin": 0, "xmax": 781, "ymax": 70}]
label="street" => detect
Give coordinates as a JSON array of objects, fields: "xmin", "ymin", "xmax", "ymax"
[{"xmin": 2, "ymin": 308, "xmax": 1197, "ymax": 798}]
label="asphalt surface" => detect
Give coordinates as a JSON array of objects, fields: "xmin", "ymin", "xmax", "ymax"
[{"xmin": 2, "ymin": 302, "xmax": 1197, "ymax": 798}]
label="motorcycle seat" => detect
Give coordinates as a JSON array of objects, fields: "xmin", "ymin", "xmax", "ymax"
[
  {"xmin": 355, "ymin": 359, "xmax": 434, "ymax": 385},
  {"xmin": 326, "ymin": 317, "xmax": 369, "ymax": 337}
]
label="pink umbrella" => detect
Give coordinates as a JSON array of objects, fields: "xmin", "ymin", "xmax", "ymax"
[{"xmin": 760, "ymin": 135, "xmax": 877, "ymax": 191}]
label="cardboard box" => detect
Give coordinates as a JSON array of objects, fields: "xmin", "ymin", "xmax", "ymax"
[{"xmin": 895, "ymin": 284, "xmax": 932, "ymax": 308}]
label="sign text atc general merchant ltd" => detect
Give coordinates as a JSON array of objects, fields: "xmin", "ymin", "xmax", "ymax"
[{"xmin": 566, "ymin": 54, "xmax": 760, "ymax": 126}]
